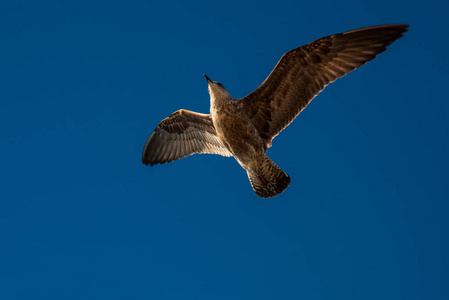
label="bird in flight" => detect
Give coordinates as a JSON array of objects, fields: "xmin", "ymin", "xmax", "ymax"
[{"xmin": 142, "ymin": 24, "xmax": 408, "ymax": 198}]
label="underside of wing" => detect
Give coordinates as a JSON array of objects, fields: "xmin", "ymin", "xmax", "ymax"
[
  {"xmin": 142, "ymin": 109, "xmax": 232, "ymax": 166},
  {"xmin": 240, "ymin": 24, "xmax": 409, "ymax": 147}
]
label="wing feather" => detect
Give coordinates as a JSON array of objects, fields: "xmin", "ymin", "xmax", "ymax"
[
  {"xmin": 142, "ymin": 109, "xmax": 232, "ymax": 166},
  {"xmin": 240, "ymin": 24, "xmax": 408, "ymax": 147}
]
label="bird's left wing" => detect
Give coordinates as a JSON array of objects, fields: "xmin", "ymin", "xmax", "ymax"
[
  {"xmin": 240, "ymin": 24, "xmax": 408, "ymax": 148},
  {"xmin": 142, "ymin": 109, "xmax": 232, "ymax": 166}
]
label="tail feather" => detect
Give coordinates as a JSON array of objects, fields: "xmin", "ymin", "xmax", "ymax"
[{"xmin": 247, "ymin": 155, "xmax": 290, "ymax": 198}]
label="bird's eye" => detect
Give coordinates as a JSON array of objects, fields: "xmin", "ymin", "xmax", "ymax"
[{"xmin": 217, "ymin": 83, "xmax": 224, "ymax": 88}]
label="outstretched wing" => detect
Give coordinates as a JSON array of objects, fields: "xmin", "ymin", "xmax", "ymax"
[
  {"xmin": 240, "ymin": 24, "xmax": 408, "ymax": 147},
  {"xmin": 142, "ymin": 109, "xmax": 232, "ymax": 166}
]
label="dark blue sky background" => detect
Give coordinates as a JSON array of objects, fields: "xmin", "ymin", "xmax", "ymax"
[{"xmin": 1, "ymin": 0, "xmax": 448, "ymax": 299}]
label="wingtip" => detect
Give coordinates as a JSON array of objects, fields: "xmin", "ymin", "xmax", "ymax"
[
  {"xmin": 343, "ymin": 24, "xmax": 410, "ymax": 36},
  {"xmin": 142, "ymin": 149, "xmax": 149, "ymax": 165},
  {"xmin": 142, "ymin": 131, "xmax": 156, "ymax": 166},
  {"xmin": 397, "ymin": 24, "xmax": 410, "ymax": 33},
  {"xmin": 142, "ymin": 159, "xmax": 155, "ymax": 166}
]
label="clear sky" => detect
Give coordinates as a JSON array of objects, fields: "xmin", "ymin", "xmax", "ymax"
[{"xmin": 1, "ymin": 0, "xmax": 448, "ymax": 299}]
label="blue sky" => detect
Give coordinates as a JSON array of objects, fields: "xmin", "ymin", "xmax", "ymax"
[{"xmin": 1, "ymin": 0, "xmax": 448, "ymax": 299}]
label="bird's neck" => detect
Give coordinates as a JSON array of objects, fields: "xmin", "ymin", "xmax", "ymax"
[{"xmin": 210, "ymin": 91, "xmax": 233, "ymax": 114}]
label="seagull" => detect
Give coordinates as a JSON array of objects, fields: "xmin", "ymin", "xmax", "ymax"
[{"xmin": 142, "ymin": 24, "xmax": 408, "ymax": 198}]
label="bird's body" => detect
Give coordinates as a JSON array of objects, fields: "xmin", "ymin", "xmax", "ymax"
[
  {"xmin": 142, "ymin": 24, "xmax": 409, "ymax": 198},
  {"xmin": 206, "ymin": 76, "xmax": 291, "ymax": 197},
  {"xmin": 209, "ymin": 84, "xmax": 262, "ymax": 167}
]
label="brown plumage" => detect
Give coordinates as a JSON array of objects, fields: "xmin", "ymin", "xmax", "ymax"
[
  {"xmin": 142, "ymin": 110, "xmax": 232, "ymax": 166},
  {"xmin": 142, "ymin": 24, "xmax": 408, "ymax": 198}
]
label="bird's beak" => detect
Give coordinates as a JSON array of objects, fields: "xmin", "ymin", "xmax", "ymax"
[{"xmin": 203, "ymin": 74, "xmax": 212, "ymax": 84}]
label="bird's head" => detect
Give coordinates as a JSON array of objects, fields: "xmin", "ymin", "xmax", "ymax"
[{"xmin": 204, "ymin": 74, "xmax": 231, "ymax": 100}]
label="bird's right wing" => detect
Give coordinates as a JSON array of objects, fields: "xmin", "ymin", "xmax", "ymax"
[
  {"xmin": 142, "ymin": 109, "xmax": 232, "ymax": 166},
  {"xmin": 240, "ymin": 24, "xmax": 408, "ymax": 147}
]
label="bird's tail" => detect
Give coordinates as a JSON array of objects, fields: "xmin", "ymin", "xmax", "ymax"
[{"xmin": 247, "ymin": 154, "xmax": 290, "ymax": 198}]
